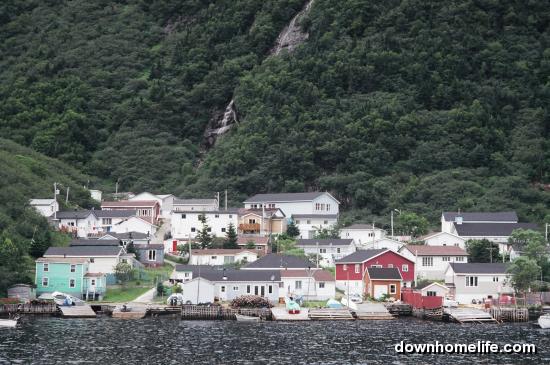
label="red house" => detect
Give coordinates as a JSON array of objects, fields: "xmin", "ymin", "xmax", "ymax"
[{"xmin": 335, "ymin": 249, "xmax": 415, "ymax": 296}]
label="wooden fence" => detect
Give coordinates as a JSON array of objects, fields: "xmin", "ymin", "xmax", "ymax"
[
  {"xmin": 0, "ymin": 303, "xmax": 58, "ymax": 314},
  {"xmin": 401, "ymin": 289, "xmax": 442, "ymax": 309},
  {"xmin": 181, "ymin": 305, "xmax": 272, "ymax": 320}
]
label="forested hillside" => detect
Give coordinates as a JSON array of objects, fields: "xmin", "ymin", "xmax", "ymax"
[{"xmin": 1, "ymin": 0, "xmax": 549, "ymax": 227}]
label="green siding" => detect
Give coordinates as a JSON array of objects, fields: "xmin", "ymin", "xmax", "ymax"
[{"xmin": 35, "ymin": 261, "xmax": 86, "ymax": 297}]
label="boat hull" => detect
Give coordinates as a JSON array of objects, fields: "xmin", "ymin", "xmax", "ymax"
[
  {"xmin": 235, "ymin": 314, "xmax": 260, "ymax": 322},
  {"xmin": 0, "ymin": 319, "xmax": 18, "ymax": 328},
  {"xmin": 538, "ymin": 315, "xmax": 550, "ymax": 329}
]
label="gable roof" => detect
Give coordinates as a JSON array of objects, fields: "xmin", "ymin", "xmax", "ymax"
[
  {"xmin": 421, "ymin": 231, "xmax": 465, "ymax": 241},
  {"xmin": 242, "ymin": 254, "xmax": 314, "ymax": 269},
  {"xmin": 29, "ymin": 199, "xmax": 56, "ymax": 206},
  {"xmin": 101, "ymin": 200, "xmax": 158, "ymax": 208},
  {"xmin": 341, "ymin": 224, "xmax": 385, "ymax": 231},
  {"xmin": 296, "ymin": 239, "xmax": 353, "ymax": 247},
  {"xmin": 94, "ymin": 210, "xmax": 137, "ymax": 218},
  {"xmin": 55, "ymin": 210, "xmax": 96, "ymax": 220},
  {"xmin": 173, "ymin": 198, "xmax": 218, "ymax": 205},
  {"xmin": 240, "ymin": 208, "xmax": 286, "ymax": 218},
  {"xmin": 448, "ymin": 263, "xmax": 508, "ymax": 275},
  {"xmin": 335, "ymin": 249, "xmax": 387, "ymax": 263},
  {"xmin": 36, "ymin": 257, "xmax": 88, "ymax": 264},
  {"xmin": 367, "ymin": 267, "xmax": 402, "ymax": 280},
  {"xmin": 44, "ymin": 246, "xmax": 123, "ymax": 257},
  {"xmin": 416, "ymin": 282, "xmax": 449, "ymax": 291},
  {"xmin": 190, "ymin": 249, "xmax": 259, "ymax": 256},
  {"xmin": 454, "ymin": 222, "xmax": 539, "ymax": 237},
  {"xmin": 70, "ymin": 239, "xmax": 120, "ymax": 247},
  {"xmin": 442, "ymin": 212, "xmax": 518, "ymax": 222},
  {"xmin": 244, "ymin": 192, "xmax": 338, "ymax": 203},
  {"xmin": 403, "ymin": 245, "xmax": 467, "ymax": 256},
  {"xmin": 99, "ymin": 231, "xmax": 149, "ymax": 240},
  {"xmin": 174, "ymin": 265, "xmax": 281, "ymax": 282},
  {"xmin": 280, "ymin": 269, "xmax": 335, "ymax": 281}
]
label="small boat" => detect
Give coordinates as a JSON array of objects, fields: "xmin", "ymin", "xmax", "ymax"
[
  {"xmin": 51, "ymin": 291, "xmax": 84, "ymax": 306},
  {"xmin": 235, "ymin": 314, "xmax": 260, "ymax": 322},
  {"xmin": 0, "ymin": 315, "xmax": 19, "ymax": 328},
  {"xmin": 538, "ymin": 314, "xmax": 550, "ymax": 329}
]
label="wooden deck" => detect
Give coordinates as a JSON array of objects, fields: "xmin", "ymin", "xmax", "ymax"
[
  {"xmin": 308, "ymin": 308, "xmax": 354, "ymax": 320},
  {"xmin": 112, "ymin": 306, "xmax": 147, "ymax": 319},
  {"xmin": 354, "ymin": 303, "xmax": 395, "ymax": 320},
  {"xmin": 271, "ymin": 307, "xmax": 310, "ymax": 321},
  {"xmin": 59, "ymin": 304, "xmax": 96, "ymax": 318},
  {"xmin": 444, "ymin": 307, "xmax": 497, "ymax": 323}
]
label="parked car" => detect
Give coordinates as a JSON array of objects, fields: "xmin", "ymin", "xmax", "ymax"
[{"xmin": 348, "ymin": 293, "xmax": 363, "ymax": 304}]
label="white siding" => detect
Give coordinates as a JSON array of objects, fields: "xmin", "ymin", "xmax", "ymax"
[
  {"xmin": 180, "ymin": 279, "xmax": 216, "ymax": 304},
  {"xmin": 340, "ymin": 228, "xmax": 386, "ymax": 246},
  {"xmin": 113, "ymin": 217, "xmax": 157, "ymax": 235},
  {"xmin": 189, "ymin": 252, "xmax": 258, "ymax": 266},
  {"xmin": 416, "ymin": 255, "xmax": 468, "ymax": 280},
  {"xmin": 171, "ymin": 212, "xmax": 238, "ymax": 240},
  {"xmin": 295, "ymin": 217, "xmax": 338, "ymax": 239},
  {"xmin": 300, "ymin": 243, "xmax": 356, "ymax": 267},
  {"xmin": 58, "ymin": 215, "xmax": 100, "ymax": 238},
  {"xmin": 424, "ymin": 232, "xmax": 466, "ymax": 249},
  {"xmin": 281, "ymin": 277, "xmax": 335, "ymax": 300},
  {"xmin": 244, "ymin": 193, "xmax": 339, "ymax": 216},
  {"xmin": 335, "ymin": 279, "xmax": 363, "ymax": 296}
]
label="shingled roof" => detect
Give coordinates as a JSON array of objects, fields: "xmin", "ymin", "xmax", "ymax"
[
  {"xmin": 296, "ymin": 239, "xmax": 353, "ymax": 247},
  {"xmin": 70, "ymin": 239, "xmax": 121, "ymax": 247},
  {"xmin": 454, "ymin": 223, "xmax": 539, "ymax": 236},
  {"xmin": 174, "ymin": 265, "xmax": 281, "ymax": 282},
  {"xmin": 242, "ymin": 254, "xmax": 314, "ymax": 269},
  {"xmin": 244, "ymin": 192, "xmax": 326, "ymax": 203},
  {"xmin": 403, "ymin": 245, "xmax": 467, "ymax": 256},
  {"xmin": 335, "ymin": 249, "xmax": 387, "ymax": 263},
  {"xmin": 94, "ymin": 210, "xmax": 137, "ymax": 218},
  {"xmin": 448, "ymin": 263, "xmax": 508, "ymax": 274},
  {"xmin": 54, "ymin": 210, "xmax": 96, "ymax": 219},
  {"xmin": 367, "ymin": 267, "xmax": 402, "ymax": 280},
  {"xmin": 442, "ymin": 212, "xmax": 518, "ymax": 222},
  {"xmin": 44, "ymin": 246, "xmax": 123, "ymax": 257}
]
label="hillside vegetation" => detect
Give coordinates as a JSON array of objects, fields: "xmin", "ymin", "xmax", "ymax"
[{"xmin": 0, "ymin": 0, "xmax": 549, "ymax": 229}]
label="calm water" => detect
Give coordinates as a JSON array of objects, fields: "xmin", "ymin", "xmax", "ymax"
[{"xmin": 0, "ymin": 316, "xmax": 549, "ymax": 364}]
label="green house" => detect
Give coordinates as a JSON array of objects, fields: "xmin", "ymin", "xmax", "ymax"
[{"xmin": 35, "ymin": 257, "xmax": 107, "ymax": 300}]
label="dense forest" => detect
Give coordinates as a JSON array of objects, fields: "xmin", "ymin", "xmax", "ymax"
[{"xmin": 0, "ymin": 0, "xmax": 549, "ymax": 293}]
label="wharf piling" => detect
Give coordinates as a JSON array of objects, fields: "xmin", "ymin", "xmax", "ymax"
[
  {"xmin": 181, "ymin": 305, "xmax": 272, "ymax": 320},
  {"xmin": 0, "ymin": 303, "xmax": 58, "ymax": 315},
  {"xmin": 488, "ymin": 307, "xmax": 528, "ymax": 322}
]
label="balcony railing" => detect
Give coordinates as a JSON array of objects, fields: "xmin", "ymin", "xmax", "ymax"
[{"xmin": 239, "ymin": 223, "xmax": 260, "ymax": 232}]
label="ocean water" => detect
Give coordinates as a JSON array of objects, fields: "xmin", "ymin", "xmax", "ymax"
[{"xmin": 0, "ymin": 316, "xmax": 549, "ymax": 364}]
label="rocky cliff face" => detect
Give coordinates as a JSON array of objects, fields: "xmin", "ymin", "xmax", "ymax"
[{"xmin": 203, "ymin": 0, "xmax": 315, "ymax": 149}]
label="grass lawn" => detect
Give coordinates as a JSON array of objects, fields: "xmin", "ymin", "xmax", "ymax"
[
  {"xmin": 100, "ymin": 286, "xmax": 151, "ymax": 303},
  {"xmin": 302, "ymin": 300, "xmax": 327, "ymax": 308}
]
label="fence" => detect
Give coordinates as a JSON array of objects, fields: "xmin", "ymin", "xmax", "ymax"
[
  {"xmin": 0, "ymin": 303, "xmax": 57, "ymax": 314},
  {"xmin": 401, "ymin": 289, "xmax": 442, "ymax": 309},
  {"xmin": 181, "ymin": 305, "xmax": 272, "ymax": 320}
]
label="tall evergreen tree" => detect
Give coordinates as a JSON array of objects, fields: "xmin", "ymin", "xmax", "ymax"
[
  {"xmin": 286, "ymin": 220, "xmax": 300, "ymax": 238},
  {"xmin": 224, "ymin": 223, "xmax": 238, "ymax": 249},
  {"xmin": 196, "ymin": 214, "xmax": 213, "ymax": 249}
]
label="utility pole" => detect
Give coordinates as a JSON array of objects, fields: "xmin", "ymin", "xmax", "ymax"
[
  {"xmin": 53, "ymin": 182, "xmax": 58, "ymax": 219},
  {"xmin": 225, "ymin": 190, "xmax": 227, "ymax": 211},
  {"xmin": 115, "ymin": 178, "xmax": 119, "ymax": 199},
  {"xmin": 546, "ymin": 223, "xmax": 549, "ymax": 243},
  {"xmin": 391, "ymin": 210, "xmax": 394, "ymax": 238},
  {"xmin": 372, "ymin": 220, "xmax": 376, "ymax": 248},
  {"xmin": 216, "ymin": 192, "xmax": 220, "ymax": 209},
  {"xmin": 65, "ymin": 186, "xmax": 70, "ymax": 204}
]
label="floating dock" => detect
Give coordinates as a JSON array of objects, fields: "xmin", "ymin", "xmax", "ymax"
[
  {"xmin": 58, "ymin": 304, "xmax": 96, "ymax": 318},
  {"xmin": 271, "ymin": 307, "xmax": 310, "ymax": 321},
  {"xmin": 444, "ymin": 307, "xmax": 497, "ymax": 323},
  {"xmin": 488, "ymin": 307, "xmax": 528, "ymax": 322},
  {"xmin": 112, "ymin": 306, "xmax": 147, "ymax": 319},
  {"xmin": 354, "ymin": 303, "xmax": 395, "ymax": 320},
  {"xmin": 308, "ymin": 308, "xmax": 354, "ymax": 320}
]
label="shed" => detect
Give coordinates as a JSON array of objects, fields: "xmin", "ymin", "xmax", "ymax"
[{"xmin": 8, "ymin": 284, "xmax": 36, "ymax": 302}]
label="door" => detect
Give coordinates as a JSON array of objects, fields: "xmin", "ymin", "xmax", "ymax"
[{"xmin": 374, "ymin": 285, "xmax": 388, "ymax": 299}]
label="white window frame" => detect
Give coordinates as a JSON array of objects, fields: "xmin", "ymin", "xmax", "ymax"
[
  {"xmin": 295, "ymin": 281, "xmax": 302, "ymax": 290},
  {"xmin": 319, "ymin": 282, "xmax": 325, "ymax": 289},
  {"xmin": 43, "ymin": 263, "xmax": 49, "ymax": 272},
  {"xmin": 465, "ymin": 276, "xmax": 478, "ymax": 287},
  {"xmin": 221, "ymin": 286, "xmax": 226, "ymax": 293},
  {"xmin": 389, "ymin": 284, "xmax": 397, "ymax": 294},
  {"xmin": 42, "ymin": 277, "xmax": 49, "ymax": 287},
  {"xmin": 148, "ymin": 250, "xmax": 156, "ymax": 261},
  {"xmin": 69, "ymin": 278, "xmax": 76, "ymax": 288},
  {"xmin": 343, "ymin": 264, "xmax": 348, "ymax": 271},
  {"xmin": 354, "ymin": 264, "xmax": 360, "ymax": 273},
  {"xmin": 233, "ymin": 286, "xmax": 239, "ymax": 291},
  {"xmin": 70, "ymin": 264, "xmax": 76, "ymax": 273},
  {"xmin": 422, "ymin": 257, "xmax": 433, "ymax": 267},
  {"xmin": 402, "ymin": 264, "xmax": 409, "ymax": 272},
  {"xmin": 319, "ymin": 248, "xmax": 327, "ymax": 254},
  {"xmin": 91, "ymin": 279, "xmax": 96, "ymax": 286}
]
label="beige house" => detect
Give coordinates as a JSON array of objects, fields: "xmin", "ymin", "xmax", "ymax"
[{"xmin": 238, "ymin": 208, "xmax": 287, "ymax": 236}]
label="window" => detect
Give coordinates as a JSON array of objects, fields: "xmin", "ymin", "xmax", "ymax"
[
  {"xmin": 402, "ymin": 264, "xmax": 409, "ymax": 272},
  {"xmin": 249, "ymin": 219, "xmax": 256, "ymax": 224},
  {"xmin": 454, "ymin": 243, "xmax": 459, "ymax": 247},
  {"xmin": 229, "ymin": 215, "xmax": 232, "ymax": 218},
  {"xmin": 215, "ymin": 214, "xmax": 219, "ymax": 218},
  {"xmin": 42, "ymin": 277, "xmax": 49, "ymax": 287},
  {"xmin": 370, "ymin": 264, "xmax": 382, "ymax": 268},
  {"xmin": 426, "ymin": 291, "xmax": 437, "ymax": 297},
  {"xmin": 295, "ymin": 220, "xmax": 301, "ymax": 224},
  {"xmin": 319, "ymin": 282, "xmax": 325, "ymax": 289},
  {"xmin": 148, "ymin": 250, "xmax": 156, "ymax": 261},
  {"xmin": 388, "ymin": 264, "xmax": 394, "ymax": 268},
  {"xmin": 70, "ymin": 264, "xmax": 76, "ymax": 273},
  {"xmin": 442, "ymin": 256, "xmax": 450, "ymax": 262},
  {"xmin": 295, "ymin": 281, "xmax": 302, "ymax": 289},
  {"xmin": 207, "ymin": 228, "xmax": 212, "ymax": 232},
  {"xmin": 321, "ymin": 204, "xmax": 325, "ymax": 210},
  {"xmin": 233, "ymin": 286, "xmax": 239, "ymax": 291},
  {"xmin": 336, "ymin": 248, "xmax": 341, "ymax": 254},
  {"xmin": 324, "ymin": 220, "xmax": 328, "ymax": 224},
  {"xmin": 181, "ymin": 214, "xmax": 186, "ymax": 219},
  {"xmin": 493, "ymin": 276, "xmax": 499, "ymax": 282},
  {"xmin": 91, "ymin": 279, "xmax": 96, "ymax": 286},
  {"xmin": 268, "ymin": 285, "xmax": 273, "ymax": 294},
  {"xmin": 354, "ymin": 264, "xmax": 360, "ymax": 273},
  {"xmin": 221, "ymin": 228, "xmax": 226, "ymax": 233},
  {"xmin": 184, "ymin": 272, "xmax": 190, "ymax": 278},
  {"xmin": 102, "ymin": 218, "xmax": 112, "ymax": 225},
  {"xmin": 307, "ymin": 220, "xmax": 311, "ymax": 224},
  {"xmin": 191, "ymin": 227, "xmax": 196, "ymax": 232},
  {"xmin": 211, "ymin": 256, "xmax": 217, "ymax": 259},
  {"xmin": 315, "ymin": 203, "xmax": 320, "ymax": 210},
  {"xmin": 69, "ymin": 279, "xmax": 75, "ymax": 288},
  {"xmin": 456, "ymin": 256, "xmax": 464, "ymax": 262},
  {"xmin": 278, "ymin": 282, "xmax": 284, "ymax": 288},
  {"xmin": 465, "ymin": 276, "xmax": 478, "ymax": 287},
  {"xmin": 422, "ymin": 257, "xmax": 434, "ymax": 267},
  {"xmin": 221, "ymin": 286, "xmax": 226, "ymax": 293},
  {"xmin": 247, "ymin": 285, "xmax": 251, "ymax": 294},
  {"xmin": 90, "ymin": 258, "xmax": 95, "ymax": 263},
  {"xmin": 389, "ymin": 284, "xmax": 397, "ymax": 294},
  {"xmin": 319, "ymin": 248, "xmax": 327, "ymax": 253},
  {"xmin": 43, "ymin": 263, "xmax": 49, "ymax": 272},
  {"xmin": 121, "ymin": 259, "xmax": 127, "ymax": 263},
  {"xmin": 368, "ymin": 233, "xmax": 374, "ymax": 237},
  {"xmin": 343, "ymin": 264, "xmax": 348, "ymax": 271}
]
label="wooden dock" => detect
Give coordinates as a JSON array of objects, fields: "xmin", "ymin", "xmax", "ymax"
[
  {"xmin": 386, "ymin": 303, "xmax": 412, "ymax": 316},
  {"xmin": 0, "ymin": 303, "xmax": 58, "ymax": 315},
  {"xmin": 444, "ymin": 307, "xmax": 497, "ymax": 323},
  {"xmin": 112, "ymin": 306, "xmax": 147, "ymax": 319},
  {"xmin": 181, "ymin": 305, "xmax": 272, "ymax": 320},
  {"xmin": 271, "ymin": 307, "xmax": 310, "ymax": 321},
  {"xmin": 308, "ymin": 308, "xmax": 354, "ymax": 320},
  {"xmin": 58, "ymin": 304, "xmax": 96, "ymax": 318},
  {"xmin": 488, "ymin": 307, "xmax": 528, "ymax": 322},
  {"xmin": 354, "ymin": 303, "xmax": 395, "ymax": 320}
]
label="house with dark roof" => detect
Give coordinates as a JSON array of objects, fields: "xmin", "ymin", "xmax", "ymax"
[
  {"xmin": 54, "ymin": 210, "xmax": 101, "ymax": 238},
  {"xmin": 420, "ymin": 231, "xmax": 466, "ymax": 249},
  {"xmin": 29, "ymin": 198, "xmax": 59, "ymax": 218},
  {"xmin": 243, "ymin": 192, "xmax": 340, "ymax": 239},
  {"xmin": 280, "ymin": 269, "xmax": 336, "ymax": 301},
  {"xmin": 172, "ymin": 198, "xmax": 219, "ymax": 212},
  {"xmin": 364, "ymin": 267, "xmax": 403, "ymax": 300},
  {"xmin": 444, "ymin": 263, "xmax": 513, "ymax": 304},
  {"xmin": 99, "ymin": 231, "xmax": 150, "ymax": 246},
  {"xmin": 172, "ymin": 265, "xmax": 282, "ymax": 304},
  {"xmin": 339, "ymin": 224, "xmax": 387, "ymax": 246},
  {"xmin": 134, "ymin": 244, "xmax": 165, "ymax": 267},
  {"xmin": 70, "ymin": 239, "xmax": 121, "ymax": 247},
  {"xmin": 93, "ymin": 210, "xmax": 137, "ymax": 234},
  {"xmin": 334, "ymin": 249, "xmax": 415, "ymax": 295},
  {"xmin": 441, "ymin": 211, "xmax": 518, "ymax": 233},
  {"xmin": 236, "ymin": 236, "xmax": 269, "ymax": 254},
  {"xmin": 189, "ymin": 249, "xmax": 261, "ymax": 266},
  {"xmin": 295, "ymin": 239, "xmax": 356, "ymax": 267},
  {"xmin": 452, "ymin": 222, "xmax": 539, "ymax": 254},
  {"xmin": 241, "ymin": 254, "xmax": 316, "ymax": 271},
  {"xmin": 399, "ymin": 245, "xmax": 468, "ymax": 280}
]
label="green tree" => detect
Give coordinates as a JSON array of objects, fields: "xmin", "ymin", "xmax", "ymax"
[
  {"xmin": 223, "ymin": 222, "xmax": 238, "ymax": 249},
  {"xmin": 314, "ymin": 225, "xmax": 340, "ymax": 239},
  {"xmin": 397, "ymin": 213, "xmax": 429, "ymax": 239},
  {"xmin": 286, "ymin": 220, "xmax": 300, "ymax": 238},
  {"xmin": 196, "ymin": 214, "xmax": 213, "ymax": 249},
  {"xmin": 113, "ymin": 262, "xmax": 134, "ymax": 285},
  {"xmin": 245, "ymin": 240, "xmax": 256, "ymax": 249},
  {"xmin": 507, "ymin": 256, "xmax": 540, "ymax": 295},
  {"xmin": 466, "ymin": 239, "xmax": 500, "ymax": 263}
]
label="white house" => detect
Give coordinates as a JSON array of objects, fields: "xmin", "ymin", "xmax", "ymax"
[
  {"xmin": 174, "ymin": 265, "xmax": 282, "ymax": 304},
  {"xmin": 172, "ymin": 198, "xmax": 219, "ymax": 212},
  {"xmin": 292, "ymin": 214, "xmax": 339, "ymax": 239},
  {"xmin": 94, "ymin": 210, "xmax": 136, "ymax": 234},
  {"xmin": 112, "ymin": 216, "xmax": 158, "ymax": 236},
  {"xmin": 29, "ymin": 199, "xmax": 59, "ymax": 218},
  {"xmin": 360, "ymin": 237, "xmax": 405, "ymax": 252},
  {"xmin": 441, "ymin": 211, "xmax": 518, "ymax": 233},
  {"xmin": 241, "ymin": 254, "xmax": 318, "ymax": 271},
  {"xmin": 421, "ymin": 231, "xmax": 466, "ymax": 249},
  {"xmin": 243, "ymin": 192, "xmax": 340, "ymax": 216},
  {"xmin": 280, "ymin": 269, "xmax": 336, "ymax": 301},
  {"xmin": 98, "ymin": 231, "xmax": 150, "ymax": 246},
  {"xmin": 339, "ymin": 224, "xmax": 386, "ymax": 245},
  {"xmin": 171, "ymin": 209, "xmax": 239, "ymax": 240},
  {"xmin": 295, "ymin": 239, "xmax": 356, "ymax": 267},
  {"xmin": 451, "ymin": 222, "xmax": 539, "ymax": 253},
  {"xmin": 101, "ymin": 200, "xmax": 161, "ymax": 225},
  {"xmin": 189, "ymin": 249, "xmax": 260, "ymax": 266},
  {"xmin": 129, "ymin": 192, "xmax": 175, "ymax": 219},
  {"xmin": 400, "ymin": 245, "xmax": 468, "ymax": 280},
  {"xmin": 55, "ymin": 210, "xmax": 101, "ymax": 238},
  {"xmin": 444, "ymin": 263, "xmax": 513, "ymax": 304},
  {"xmin": 418, "ymin": 282, "xmax": 450, "ymax": 298}
]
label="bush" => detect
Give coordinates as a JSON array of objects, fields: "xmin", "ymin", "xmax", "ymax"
[{"xmin": 230, "ymin": 295, "xmax": 273, "ymax": 308}]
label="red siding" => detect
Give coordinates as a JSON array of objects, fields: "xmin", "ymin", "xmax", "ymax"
[
  {"xmin": 335, "ymin": 250, "xmax": 415, "ymax": 282},
  {"xmin": 401, "ymin": 288, "xmax": 443, "ymax": 309}
]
